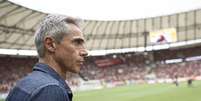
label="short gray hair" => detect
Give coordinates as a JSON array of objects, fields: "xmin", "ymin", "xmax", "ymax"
[{"xmin": 34, "ymin": 14, "xmax": 81, "ymax": 58}]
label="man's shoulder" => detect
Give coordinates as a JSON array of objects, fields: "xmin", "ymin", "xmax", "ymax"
[
  {"xmin": 15, "ymin": 71, "xmax": 60, "ymax": 94},
  {"xmin": 6, "ymin": 71, "xmax": 66, "ymax": 101}
]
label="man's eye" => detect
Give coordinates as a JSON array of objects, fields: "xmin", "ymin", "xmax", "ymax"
[
  {"xmin": 73, "ymin": 40, "xmax": 83, "ymax": 46},
  {"xmin": 74, "ymin": 40, "xmax": 81, "ymax": 45}
]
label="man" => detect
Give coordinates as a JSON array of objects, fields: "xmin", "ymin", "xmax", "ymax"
[
  {"xmin": 173, "ymin": 75, "xmax": 179, "ymax": 87},
  {"xmin": 187, "ymin": 76, "xmax": 195, "ymax": 87},
  {"xmin": 6, "ymin": 14, "xmax": 88, "ymax": 101}
]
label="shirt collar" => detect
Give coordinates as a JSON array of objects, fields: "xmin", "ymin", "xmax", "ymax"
[{"xmin": 33, "ymin": 63, "xmax": 72, "ymax": 94}]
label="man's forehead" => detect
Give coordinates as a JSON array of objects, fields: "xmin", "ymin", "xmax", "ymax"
[
  {"xmin": 70, "ymin": 29, "xmax": 84, "ymax": 39},
  {"xmin": 68, "ymin": 24, "xmax": 83, "ymax": 35},
  {"xmin": 64, "ymin": 24, "xmax": 85, "ymax": 40}
]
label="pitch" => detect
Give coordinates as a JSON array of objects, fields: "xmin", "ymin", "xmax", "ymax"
[
  {"xmin": 1, "ymin": 80, "xmax": 201, "ymax": 101},
  {"xmin": 73, "ymin": 80, "xmax": 201, "ymax": 101}
]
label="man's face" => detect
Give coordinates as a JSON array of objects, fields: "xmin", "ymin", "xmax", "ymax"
[{"xmin": 54, "ymin": 24, "xmax": 88, "ymax": 73}]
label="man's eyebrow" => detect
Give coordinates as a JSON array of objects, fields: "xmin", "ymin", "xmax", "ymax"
[{"xmin": 72, "ymin": 36, "xmax": 85, "ymax": 42}]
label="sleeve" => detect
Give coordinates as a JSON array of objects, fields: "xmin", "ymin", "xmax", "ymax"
[{"xmin": 31, "ymin": 85, "xmax": 70, "ymax": 101}]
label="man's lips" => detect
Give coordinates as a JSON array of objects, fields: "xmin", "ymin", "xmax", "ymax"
[{"xmin": 78, "ymin": 61, "xmax": 84, "ymax": 65}]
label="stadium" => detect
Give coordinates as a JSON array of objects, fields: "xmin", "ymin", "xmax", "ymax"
[{"xmin": 1, "ymin": 0, "xmax": 201, "ymax": 101}]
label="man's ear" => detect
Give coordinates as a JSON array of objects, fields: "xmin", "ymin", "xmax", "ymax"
[{"xmin": 44, "ymin": 36, "xmax": 56, "ymax": 52}]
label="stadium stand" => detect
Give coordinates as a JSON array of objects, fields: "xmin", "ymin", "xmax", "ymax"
[{"xmin": 1, "ymin": 45, "xmax": 201, "ymax": 93}]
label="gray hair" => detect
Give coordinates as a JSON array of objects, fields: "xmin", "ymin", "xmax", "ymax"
[{"xmin": 34, "ymin": 14, "xmax": 81, "ymax": 58}]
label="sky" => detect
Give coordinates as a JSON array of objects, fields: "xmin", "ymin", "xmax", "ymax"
[{"xmin": 9, "ymin": 0, "xmax": 201, "ymax": 21}]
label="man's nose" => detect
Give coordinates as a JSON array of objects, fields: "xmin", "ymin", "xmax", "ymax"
[{"xmin": 80, "ymin": 49, "xmax": 88, "ymax": 57}]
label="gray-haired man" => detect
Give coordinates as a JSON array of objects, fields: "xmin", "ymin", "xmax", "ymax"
[{"xmin": 6, "ymin": 14, "xmax": 88, "ymax": 101}]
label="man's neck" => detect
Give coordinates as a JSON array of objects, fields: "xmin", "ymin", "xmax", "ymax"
[{"xmin": 39, "ymin": 57, "xmax": 66, "ymax": 79}]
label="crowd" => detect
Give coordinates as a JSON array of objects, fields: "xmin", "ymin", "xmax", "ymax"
[
  {"xmin": 1, "ymin": 46, "xmax": 201, "ymax": 92},
  {"xmin": 81, "ymin": 56, "xmax": 201, "ymax": 82},
  {"xmin": 154, "ymin": 61, "xmax": 201, "ymax": 79},
  {"xmin": 0, "ymin": 56, "xmax": 37, "ymax": 93}
]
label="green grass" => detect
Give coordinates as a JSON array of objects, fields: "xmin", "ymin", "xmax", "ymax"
[
  {"xmin": 73, "ymin": 80, "xmax": 201, "ymax": 101},
  {"xmin": 1, "ymin": 80, "xmax": 201, "ymax": 101}
]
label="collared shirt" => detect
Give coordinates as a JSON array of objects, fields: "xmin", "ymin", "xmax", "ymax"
[{"xmin": 6, "ymin": 63, "xmax": 73, "ymax": 101}]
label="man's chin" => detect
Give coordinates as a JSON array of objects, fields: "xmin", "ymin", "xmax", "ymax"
[{"xmin": 72, "ymin": 67, "xmax": 80, "ymax": 73}]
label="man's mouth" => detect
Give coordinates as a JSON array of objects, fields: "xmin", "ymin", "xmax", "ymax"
[{"xmin": 78, "ymin": 61, "xmax": 84, "ymax": 66}]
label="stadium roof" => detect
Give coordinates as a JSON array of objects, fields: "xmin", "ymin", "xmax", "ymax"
[
  {"xmin": 0, "ymin": 0, "xmax": 46, "ymax": 50},
  {"xmin": 1, "ymin": 0, "xmax": 201, "ymax": 56}
]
